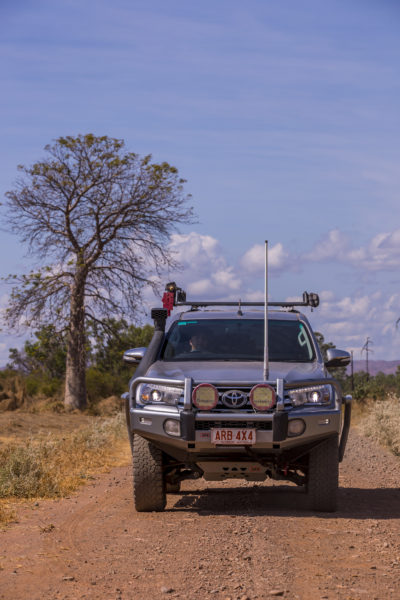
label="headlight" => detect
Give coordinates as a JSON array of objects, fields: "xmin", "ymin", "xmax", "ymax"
[
  {"xmin": 137, "ymin": 383, "xmax": 182, "ymax": 406},
  {"xmin": 288, "ymin": 385, "xmax": 331, "ymax": 407}
]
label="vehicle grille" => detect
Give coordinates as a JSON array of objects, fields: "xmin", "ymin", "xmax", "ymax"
[
  {"xmin": 199, "ymin": 384, "xmax": 291, "ymax": 410},
  {"xmin": 214, "ymin": 385, "xmax": 253, "ymax": 410}
]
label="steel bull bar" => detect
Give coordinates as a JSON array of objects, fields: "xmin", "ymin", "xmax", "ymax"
[{"xmin": 129, "ymin": 377, "xmax": 352, "ymax": 460}]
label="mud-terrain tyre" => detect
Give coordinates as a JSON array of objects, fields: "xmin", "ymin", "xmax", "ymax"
[
  {"xmin": 133, "ymin": 435, "xmax": 166, "ymax": 512},
  {"xmin": 307, "ymin": 434, "xmax": 339, "ymax": 512},
  {"xmin": 166, "ymin": 481, "xmax": 181, "ymax": 494}
]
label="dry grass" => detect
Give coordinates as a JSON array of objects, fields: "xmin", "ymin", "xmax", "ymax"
[
  {"xmin": 348, "ymin": 398, "xmax": 371, "ymax": 426},
  {"xmin": 0, "ymin": 500, "xmax": 16, "ymax": 525},
  {"xmin": 358, "ymin": 396, "xmax": 400, "ymax": 456},
  {"xmin": 0, "ymin": 413, "xmax": 130, "ymax": 523}
]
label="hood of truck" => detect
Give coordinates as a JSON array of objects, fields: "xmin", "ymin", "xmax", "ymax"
[{"xmin": 145, "ymin": 360, "xmax": 326, "ymax": 384}]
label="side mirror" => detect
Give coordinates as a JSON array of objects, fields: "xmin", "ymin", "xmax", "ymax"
[
  {"xmin": 123, "ymin": 347, "xmax": 147, "ymax": 364},
  {"xmin": 325, "ymin": 348, "xmax": 351, "ymax": 369}
]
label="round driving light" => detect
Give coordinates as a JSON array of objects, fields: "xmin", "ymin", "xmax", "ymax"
[
  {"xmin": 163, "ymin": 419, "xmax": 181, "ymax": 437},
  {"xmin": 192, "ymin": 383, "xmax": 218, "ymax": 410},
  {"xmin": 288, "ymin": 419, "xmax": 306, "ymax": 437},
  {"xmin": 250, "ymin": 384, "xmax": 276, "ymax": 410}
]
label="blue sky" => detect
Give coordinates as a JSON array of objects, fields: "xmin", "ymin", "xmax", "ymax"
[{"xmin": 1, "ymin": 0, "xmax": 400, "ymax": 361}]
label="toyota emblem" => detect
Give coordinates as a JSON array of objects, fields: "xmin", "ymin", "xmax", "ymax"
[{"xmin": 221, "ymin": 390, "xmax": 248, "ymax": 409}]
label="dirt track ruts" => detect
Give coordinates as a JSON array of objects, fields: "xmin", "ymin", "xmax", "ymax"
[{"xmin": 1, "ymin": 428, "xmax": 400, "ymax": 600}]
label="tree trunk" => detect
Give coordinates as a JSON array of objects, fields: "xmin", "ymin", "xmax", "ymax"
[{"xmin": 64, "ymin": 275, "xmax": 87, "ymax": 410}]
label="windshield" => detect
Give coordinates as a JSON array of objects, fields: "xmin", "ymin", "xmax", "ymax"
[{"xmin": 161, "ymin": 318, "xmax": 315, "ymax": 362}]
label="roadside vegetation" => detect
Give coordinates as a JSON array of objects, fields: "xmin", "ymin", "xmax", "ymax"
[
  {"xmin": 1, "ymin": 320, "xmax": 153, "ymax": 414},
  {"xmin": 358, "ymin": 397, "xmax": 400, "ymax": 457},
  {"xmin": 0, "ymin": 319, "xmax": 149, "ymax": 524},
  {"xmin": 0, "ymin": 413, "xmax": 126, "ymax": 499},
  {"xmin": 317, "ymin": 332, "xmax": 400, "ymax": 402},
  {"xmin": 317, "ymin": 331, "xmax": 400, "ymax": 456},
  {"xmin": 0, "ymin": 413, "xmax": 129, "ymax": 524}
]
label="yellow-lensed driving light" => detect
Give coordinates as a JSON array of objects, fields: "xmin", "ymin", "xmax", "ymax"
[
  {"xmin": 250, "ymin": 384, "xmax": 276, "ymax": 411},
  {"xmin": 192, "ymin": 383, "xmax": 218, "ymax": 410}
]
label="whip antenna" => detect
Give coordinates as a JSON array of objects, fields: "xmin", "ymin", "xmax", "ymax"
[{"xmin": 263, "ymin": 240, "xmax": 269, "ymax": 381}]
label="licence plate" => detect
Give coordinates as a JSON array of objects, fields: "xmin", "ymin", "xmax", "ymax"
[{"xmin": 211, "ymin": 428, "xmax": 256, "ymax": 445}]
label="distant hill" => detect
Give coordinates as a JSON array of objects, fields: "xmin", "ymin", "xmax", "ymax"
[{"xmin": 349, "ymin": 360, "xmax": 400, "ymax": 376}]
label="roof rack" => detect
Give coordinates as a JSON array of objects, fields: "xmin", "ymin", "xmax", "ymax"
[{"xmin": 161, "ymin": 282, "xmax": 319, "ymax": 315}]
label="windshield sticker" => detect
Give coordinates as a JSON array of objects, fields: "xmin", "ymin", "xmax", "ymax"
[
  {"xmin": 178, "ymin": 321, "xmax": 198, "ymax": 326},
  {"xmin": 298, "ymin": 324, "xmax": 313, "ymax": 359}
]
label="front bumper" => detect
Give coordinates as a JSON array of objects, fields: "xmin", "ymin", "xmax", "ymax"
[{"xmin": 127, "ymin": 376, "xmax": 351, "ymax": 459}]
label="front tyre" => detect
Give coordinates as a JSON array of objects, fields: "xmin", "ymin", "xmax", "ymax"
[
  {"xmin": 307, "ymin": 434, "xmax": 339, "ymax": 512},
  {"xmin": 133, "ymin": 435, "xmax": 166, "ymax": 512}
]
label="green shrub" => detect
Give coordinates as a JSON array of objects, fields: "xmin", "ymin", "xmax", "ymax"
[
  {"xmin": 86, "ymin": 367, "xmax": 114, "ymax": 402},
  {"xmin": 24, "ymin": 373, "xmax": 62, "ymax": 398},
  {"xmin": 24, "ymin": 376, "xmax": 40, "ymax": 396},
  {"xmin": 86, "ymin": 366, "xmax": 130, "ymax": 406},
  {"xmin": 41, "ymin": 378, "xmax": 62, "ymax": 397}
]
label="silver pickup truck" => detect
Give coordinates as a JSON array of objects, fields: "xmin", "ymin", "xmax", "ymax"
[{"xmin": 124, "ymin": 283, "xmax": 351, "ymax": 513}]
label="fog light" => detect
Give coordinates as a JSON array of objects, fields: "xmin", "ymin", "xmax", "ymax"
[
  {"xmin": 287, "ymin": 419, "xmax": 306, "ymax": 437},
  {"xmin": 164, "ymin": 419, "xmax": 181, "ymax": 437}
]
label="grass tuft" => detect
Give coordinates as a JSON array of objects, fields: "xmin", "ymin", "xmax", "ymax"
[
  {"xmin": 0, "ymin": 413, "xmax": 129, "ymax": 508},
  {"xmin": 358, "ymin": 396, "xmax": 400, "ymax": 456},
  {"xmin": 0, "ymin": 501, "xmax": 16, "ymax": 526}
]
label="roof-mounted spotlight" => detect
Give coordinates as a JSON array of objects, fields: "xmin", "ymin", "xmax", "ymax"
[{"xmin": 162, "ymin": 282, "xmax": 187, "ymax": 315}]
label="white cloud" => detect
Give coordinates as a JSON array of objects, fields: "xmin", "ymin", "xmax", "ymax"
[
  {"xmin": 187, "ymin": 278, "xmax": 214, "ymax": 296},
  {"xmin": 320, "ymin": 290, "xmax": 334, "ymax": 302},
  {"xmin": 311, "ymin": 290, "xmax": 400, "ymax": 360},
  {"xmin": 361, "ymin": 229, "xmax": 400, "ymax": 270},
  {"xmin": 240, "ymin": 242, "xmax": 291, "ymax": 273},
  {"xmin": 168, "ymin": 233, "xmax": 241, "ymax": 298},
  {"xmin": 211, "ymin": 267, "xmax": 241, "ymax": 290},
  {"xmin": 167, "ymin": 235, "xmax": 295, "ymax": 302},
  {"xmin": 169, "ymin": 232, "xmax": 224, "ymax": 271},
  {"xmin": 304, "ymin": 229, "xmax": 349, "ymax": 262},
  {"xmin": 305, "ymin": 228, "xmax": 400, "ymax": 271}
]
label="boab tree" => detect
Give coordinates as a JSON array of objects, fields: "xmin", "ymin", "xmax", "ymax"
[{"xmin": 3, "ymin": 134, "xmax": 194, "ymax": 410}]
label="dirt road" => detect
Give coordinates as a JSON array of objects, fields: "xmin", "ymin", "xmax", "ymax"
[{"xmin": 1, "ymin": 429, "xmax": 400, "ymax": 600}]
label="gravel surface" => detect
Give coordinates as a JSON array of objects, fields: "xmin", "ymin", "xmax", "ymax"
[{"xmin": 1, "ymin": 428, "xmax": 400, "ymax": 600}]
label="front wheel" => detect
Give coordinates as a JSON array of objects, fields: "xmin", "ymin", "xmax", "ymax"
[
  {"xmin": 132, "ymin": 435, "xmax": 166, "ymax": 512},
  {"xmin": 307, "ymin": 434, "xmax": 339, "ymax": 512}
]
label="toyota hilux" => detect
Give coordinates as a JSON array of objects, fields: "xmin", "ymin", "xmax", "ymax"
[{"xmin": 123, "ymin": 283, "xmax": 351, "ymax": 513}]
